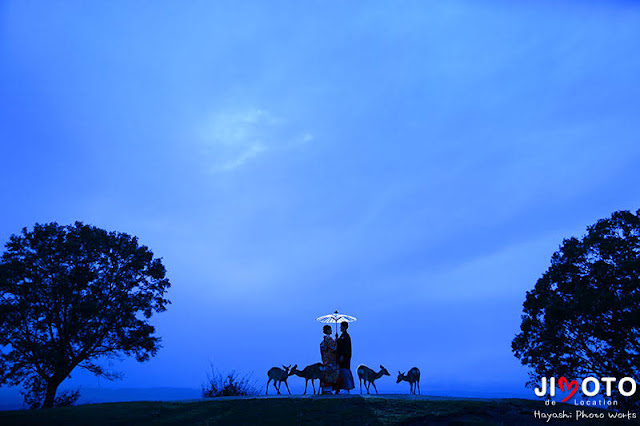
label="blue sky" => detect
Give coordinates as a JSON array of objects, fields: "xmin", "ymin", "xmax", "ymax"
[{"xmin": 1, "ymin": 0, "xmax": 640, "ymax": 397}]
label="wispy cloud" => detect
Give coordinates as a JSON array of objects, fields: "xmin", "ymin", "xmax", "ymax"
[{"xmin": 197, "ymin": 108, "xmax": 313, "ymax": 172}]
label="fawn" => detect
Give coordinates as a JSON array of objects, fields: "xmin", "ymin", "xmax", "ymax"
[
  {"xmin": 266, "ymin": 365, "xmax": 292, "ymax": 395},
  {"xmin": 397, "ymin": 367, "xmax": 421, "ymax": 395}
]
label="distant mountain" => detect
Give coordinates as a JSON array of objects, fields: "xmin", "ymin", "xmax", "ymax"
[
  {"xmin": 0, "ymin": 387, "xmax": 201, "ymax": 411},
  {"xmin": 0, "ymin": 388, "xmax": 23, "ymax": 411}
]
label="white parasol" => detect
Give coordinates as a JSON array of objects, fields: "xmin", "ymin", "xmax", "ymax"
[{"xmin": 316, "ymin": 310, "xmax": 357, "ymax": 337}]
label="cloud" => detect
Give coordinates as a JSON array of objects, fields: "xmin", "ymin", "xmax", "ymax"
[{"xmin": 197, "ymin": 108, "xmax": 312, "ymax": 172}]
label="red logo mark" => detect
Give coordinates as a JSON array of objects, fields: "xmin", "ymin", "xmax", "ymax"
[{"xmin": 558, "ymin": 377, "xmax": 579, "ymax": 402}]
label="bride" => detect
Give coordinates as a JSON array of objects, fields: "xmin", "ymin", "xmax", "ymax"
[{"xmin": 319, "ymin": 325, "xmax": 338, "ymax": 394}]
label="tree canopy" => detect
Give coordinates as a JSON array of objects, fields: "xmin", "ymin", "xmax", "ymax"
[
  {"xmin": 512, "ymin": 210, "xmax": 640, "ymax": 408},
  {"xmin": 0, "ymin": 222, "xmax": 171, "ymax": 408}
]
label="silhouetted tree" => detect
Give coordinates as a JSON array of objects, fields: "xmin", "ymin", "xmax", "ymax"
[
  {"xmin": 512, "ymin": 210, "xmax": 640, "ymax": 409},
  {"xmin": 0, "ymin": 222, "xmax": 171, "ymax": 408}
]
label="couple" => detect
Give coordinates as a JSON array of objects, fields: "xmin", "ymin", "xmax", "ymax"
[{"xmin": 319, "ymin": 322, "xmax": 355, "ymax": 394}]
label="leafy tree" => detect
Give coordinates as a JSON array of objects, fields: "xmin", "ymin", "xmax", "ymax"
[
  {"xmin": 512, "ymin": 210, "xmax": 640, "ymax": 408},
  {"xmin": 0, "ymin": 222, "xmax": 171, "ymax": 408}
]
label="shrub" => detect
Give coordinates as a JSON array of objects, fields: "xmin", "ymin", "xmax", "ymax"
[{"xmin": 201, "ymin": 365, "xmax": 259, "ymax": 397}]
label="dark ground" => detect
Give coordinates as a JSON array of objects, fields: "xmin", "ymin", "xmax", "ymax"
[{"xmin": 0, "ymin": 394, "xmax": 634, "ymax": 425}]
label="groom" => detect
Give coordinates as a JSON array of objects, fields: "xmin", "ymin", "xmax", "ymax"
[{"xmin": 335, "ymin": 321, "xmax": 355, "ymax": 393}]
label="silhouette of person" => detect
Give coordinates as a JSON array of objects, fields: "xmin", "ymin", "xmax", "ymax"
[
  {"xmin": 320, "ymin": 324, "xmax": 338, "ymax": 394},
  {"xmin": 335, "ymin": 321, "xmax": 355, "ymax": 393}
]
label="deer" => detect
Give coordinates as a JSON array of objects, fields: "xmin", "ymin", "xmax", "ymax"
[
  {"xmin": 290, "ymin": 363, "xmax": 324, "ymax": 395},
  {"xmin": 397, "ymin": 367, "xmax": 421, "ymax": 395},
  {"xmin": 356, "ymin": 364, "xmax": 389, "ymax": 394},
  {"xmin": 266, "ymin": 365, "xmax": 292, "ymax": 395}
]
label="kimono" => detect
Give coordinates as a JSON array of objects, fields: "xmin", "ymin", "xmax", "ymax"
[
  {"xmin": 336, "ymin": 331, "xmax": 355, "ymax": 391},
  {"xmin": 320, "ymin": 334, "xmax": 338, "ymax": 392}
]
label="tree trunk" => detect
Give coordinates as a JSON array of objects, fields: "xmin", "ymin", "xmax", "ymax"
[{"xmin": 42, "ymin": 380, "xmax": 60, "ymax": 408}]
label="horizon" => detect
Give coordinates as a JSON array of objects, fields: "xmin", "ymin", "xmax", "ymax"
[{"xmin": 2, "ymin": 0, "xmax": 640, "ymax": 409}]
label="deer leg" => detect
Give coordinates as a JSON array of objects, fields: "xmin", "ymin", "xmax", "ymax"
[
  {"xmin": 418, "ymin": 381, "xmax": 421, "ymax": 395},
  {"xmin": 276, "ymin": 381, "xmax": 281, "ymax": 395},
  {"xmin": 365, "ymin": 381, "xmax": 370, "ymax": 394},
  {"xmin": 284, "ymin": 380, "xmax": 291, "ymax": 395},
  {"xmin": 266, "ymin": 378, "xmax": 271, "ymax": 395},
  {"xmin": 372, "ymin": 381, "xmax": 379, "ymax": 395},
  {"xmin": 303, "ymin": 379, "xmax": 308, "ymax": 395},
  {"xmin": 312, "ymin": 379, "xmax": 316, "ymax": 395}
]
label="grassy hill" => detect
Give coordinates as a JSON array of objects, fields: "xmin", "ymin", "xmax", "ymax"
[{"xmin": 0, "ymin": 395, "xmax": 624, "ymax": 425}]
